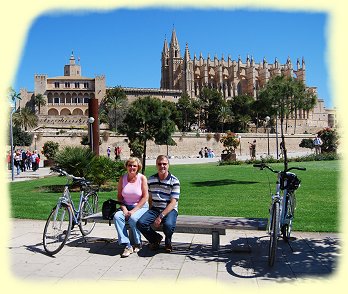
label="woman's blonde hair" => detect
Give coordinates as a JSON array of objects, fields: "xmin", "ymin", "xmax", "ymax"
[{"xmin": 124, "ymin": 157, "xmax": 142, "ymax": 173}]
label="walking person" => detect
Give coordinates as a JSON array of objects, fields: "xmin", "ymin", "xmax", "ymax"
[
  {"xmin": 14, "ymin": 150, "xmax": 22, "ymax": 175},
  {"xmin": 107, "ymin": 146, "xmax": 111, "ymax": 158},
  {"xmin": 31, "ymin": 150, "xmax": 38, "ymax": 171},
  {"xmin": 115, "ymin": 146, "xmax": 122, "ymax": 160},
  {"xmin": 249, "ymin": 140, "xmax": 256, "ymax": 160},
  {"xmin": 113, "ymin": 157, "xmax": 149, "ymax": 258},
  {"xmin": 313, "ymin": 135, "xmax": 323, "ymax": 155},
  {"xmin": 137, "ymin": 155, "xmax": 180, "ymax": 253}
]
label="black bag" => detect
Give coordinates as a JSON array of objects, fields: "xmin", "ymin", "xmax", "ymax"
[{"xmin": 102, "ymin": 199, "xmax": 118, "ymax": 222}]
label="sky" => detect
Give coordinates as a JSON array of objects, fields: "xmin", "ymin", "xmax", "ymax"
[{"xmin": 13, "ymin": 8, "xmax": 332, "ymax": 108}]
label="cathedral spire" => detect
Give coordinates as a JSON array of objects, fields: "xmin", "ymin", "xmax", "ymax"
[
  {"xmin": 162, "ymin": 36, "xmax": 169, "ymax": 57},
  {"xmin": 170, "ymin": 28, "xmax": 181, "ymax": 58},
  {"xmin": 184, "ymin": 43, "xmax": 190, "ymax": 60}
]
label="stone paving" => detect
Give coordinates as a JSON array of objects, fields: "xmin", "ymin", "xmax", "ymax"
[{"xmin": 8, "ymin": 219, "xmax": 341, "ymax": 287}]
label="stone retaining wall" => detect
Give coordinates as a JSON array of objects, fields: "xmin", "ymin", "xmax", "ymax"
[{"xmin": 29, "ymin": 132, "xmax": 316, "ymax": 161}]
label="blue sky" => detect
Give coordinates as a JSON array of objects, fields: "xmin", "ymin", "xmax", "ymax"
[{"xmin": 14, "ymin": 8, "xmax": 332, "ymax": 108}]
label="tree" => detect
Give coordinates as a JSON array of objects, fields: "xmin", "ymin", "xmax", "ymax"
[
  {"xmin": 103, "ymin": 86, "xmax": 128, "ymax": 133},
  {"xmin": 12, "ymin": 107, "xmax": 38, "ymax": 131},
  {"xmin": 176, "ymin": 93, "xmax": 198, "ymax": 131},
  {"xmin": 258, "ymin": 75, "xmax": 317, "ymax": 169},
  {"xmin": 120, "ymin": 96, "xmax": 176, "ymax": 173},
  {"xmin": 227, "ymin": 94, "xmax": 254, "ymax": 132},
  {"xmin": 42, "ymin": 141, "xmax": 59, "ymax": 159},
  {"xmin": 198, "ymin": 88, "xmax": 225, "ymax": 132},
  {"xmin": 11, "ymin": 125, "xmax": 33, "ymax": 147},
  {"xmin": 218, "ymin": 106, "xmax": 233, "ymax": 133},
  {"xmin": 33, "ymin": 93, "xmax": 46, "ymax": 114}
]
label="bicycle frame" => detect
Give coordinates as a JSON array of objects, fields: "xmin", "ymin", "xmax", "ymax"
[
  {"xmin": 56, "ymin": 174, "xmax": 88, "ymax": 225},
  {"xmin": 268, "ymin": 172, "xmax": 292, "ymax": 236}
]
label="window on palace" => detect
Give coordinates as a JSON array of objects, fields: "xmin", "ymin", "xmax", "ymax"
[
  {"xmin": 83, "ymin": 97, "xmax": 89, "ymax": 103},
  {"xmin": 75, "ymin": 82, "xmax": 80, "ymax": 88},
  {"xmin": 54, "ymin": 97, "xmax": 59, "ymax": 104},
  {"xmin": 65, "ymin": 82, "xmax": 70, "ymax": 88},
  {"xmin": 54, "ymin": 82, "xmax": 60, "ymax": 88},
  {"xmin": 83, "ymin": 82, "xmax": 89, "ymax": 88}
]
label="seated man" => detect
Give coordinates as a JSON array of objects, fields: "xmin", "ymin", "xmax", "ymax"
[{"xmin": 136, "ymin": 155, "xmax": 180, "ymax": 253}]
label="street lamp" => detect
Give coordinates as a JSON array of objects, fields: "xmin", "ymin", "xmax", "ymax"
[
  {"xmin": 265, "ymin": 116, "xmax": 270, "ymax": 156},
  {"xmin": 238, "ymin": 135, "xmax": 242, "ymax": 156},
  {"xmin": 88, "ymin": 117, "xmax": 95, "ymax": 151},
  {"xmin": 34, "ymin": 134, "xmax": 37, "ymax": 150}
]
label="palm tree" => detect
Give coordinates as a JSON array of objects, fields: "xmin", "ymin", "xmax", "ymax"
[
  {"xmin": 104, "ymin": 86, "xmax": 128, "ymax": 133},
  {"xmin": 12, "ymin": 107, "xmax": 38, "ymax": 131},
  {"xmin": 218, "ymin": 106, "xmax": 232, "ymax": 133},
  {"xmin": 33, "ymin": 94, "xmax": 46, "ymax": 114}
]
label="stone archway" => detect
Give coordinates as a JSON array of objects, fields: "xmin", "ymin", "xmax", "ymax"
[
  {"xmin": 60, "ymin": 108, "xmax": 71, "ymax": 115},
  {"xmin": 48, "ymin": 108, "xmax": 59, "ymax": 115},
  {"xmin": 72, "ymin": 108, "xmax": 83, "ymax": 115}
]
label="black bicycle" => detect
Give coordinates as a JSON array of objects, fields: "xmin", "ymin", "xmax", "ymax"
[{"xmin": 42, "ymin": 167, "xmax": 99, "ymax": 255}]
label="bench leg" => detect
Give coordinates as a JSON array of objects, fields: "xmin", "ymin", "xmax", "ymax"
[{"xmin": 212, "ymin": 231, "xmax": 220, "ymax": 251}]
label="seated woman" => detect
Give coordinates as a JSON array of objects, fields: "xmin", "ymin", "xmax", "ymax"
[{"xmin": 114, "ymin": 157, "xmax": 149, "ymax": 257}]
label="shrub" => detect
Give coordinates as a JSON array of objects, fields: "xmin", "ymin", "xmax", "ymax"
[
  {"xmin": 87, "ymin": 156, "xmax": 126, "ymax": 186},
  {"xmin": 317, "ymin": 128, "xmax": 339, "ymax": 153},
  {"xmin": 54, "ymin": 146, "xmax": 95, "ymax": 177},
  {"xmin": 299, "ymin": 138, "xmax": 314, "ymax": 150},
  {"xmin": 218, "ymin": 160, "xmax": 242, "ymax": 166},
  {"xmin": 42, "ymin": 141, "xmax": 59, "ymax": 159}
]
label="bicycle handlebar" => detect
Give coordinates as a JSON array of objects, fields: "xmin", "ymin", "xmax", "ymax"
[
  {"xmin": 50, "ymin": 167, "xmax": 87, "ymax": 182},
  {"xmin": 253, "ymin": 163, "xmax": 306, "ymax": 173}
]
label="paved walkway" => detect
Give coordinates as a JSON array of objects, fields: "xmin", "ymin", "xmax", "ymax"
[{"xmin": 8, "ymin": 219, "xmax": 340, "ymax": 285}]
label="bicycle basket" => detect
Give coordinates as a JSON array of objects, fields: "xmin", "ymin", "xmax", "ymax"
[{"xmin": 285, "ymin": 173, "xmax": 301, "ymax": 190}]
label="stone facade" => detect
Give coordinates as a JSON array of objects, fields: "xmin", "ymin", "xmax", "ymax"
[{"xmin": 19, "ymin": 52, "xmax": 106, "ymax": 121}]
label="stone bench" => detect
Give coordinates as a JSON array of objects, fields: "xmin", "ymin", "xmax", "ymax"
[{"xmin": 84, "ymin": 212, "xmax": 267, "ymax": 251}]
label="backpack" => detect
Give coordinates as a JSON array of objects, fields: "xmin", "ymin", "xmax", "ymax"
[{"xmin": 102, "ymin": 199, "xmax": 122, "ymax": 225}]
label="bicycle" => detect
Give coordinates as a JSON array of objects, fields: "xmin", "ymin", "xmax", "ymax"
[
  {"xmin": 253, "ymin": 163, "xmax": 306, "ymax": 266},
  {"xmin": 42, "ymin": 167, "xmax": 99, "ymax": 255}
]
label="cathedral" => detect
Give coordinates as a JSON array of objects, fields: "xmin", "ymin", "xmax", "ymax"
[{"xmin": 161, "ymin": 29, "xmax": 306, "ymax": 100}]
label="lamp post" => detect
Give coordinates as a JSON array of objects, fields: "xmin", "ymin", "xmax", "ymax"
[
  {"xmin": 88, "ymin": 117, "xmax": 95, "ymax": 152},
  {"xmin": 238, "ymin": 135, "xmax": 242, "ymax": 156},
  {"xmin": 9, "ymin": 107, "xmax": 15, "ymax": 181},
  {"xmin": 275, "ymin": 114, "xmax": 279, "ymax": 159},
  {"xmin": 265, "ymin": 116, "xmax": 270, "ymax": 156},
  {"xmin": 34, "ymin": 134, "xmax": 37, "ymax": 150}
]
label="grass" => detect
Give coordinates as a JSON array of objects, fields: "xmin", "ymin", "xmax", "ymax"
[{"xmin": 9, "ymin": 160, "xmax": 340, "ymax": 232}]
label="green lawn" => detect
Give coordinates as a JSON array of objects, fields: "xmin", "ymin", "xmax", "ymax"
[{"xmin": 9, "ymin": 160, "xmax": 340, "ymax": 232}]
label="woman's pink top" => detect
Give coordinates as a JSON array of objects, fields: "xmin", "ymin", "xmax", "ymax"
[{"xmin": 122, "ymin": 173, "xmax": 143, "ymax": 205}]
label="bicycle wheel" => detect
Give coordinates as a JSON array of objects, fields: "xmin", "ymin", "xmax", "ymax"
[
  {"xmin": 281, "ymin": 192, "xmax": 296, "ymax": 242},
  {"xmin": 268, "ymin": 201, "xmax": 280, "ymax": 267},
  {"xmin": 43, "ymin": 204, "xmax": 72, "ymax": 255},
  {"xmin": 79, "ymin": 192, "xmax": 98, "ymax": 236}
]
